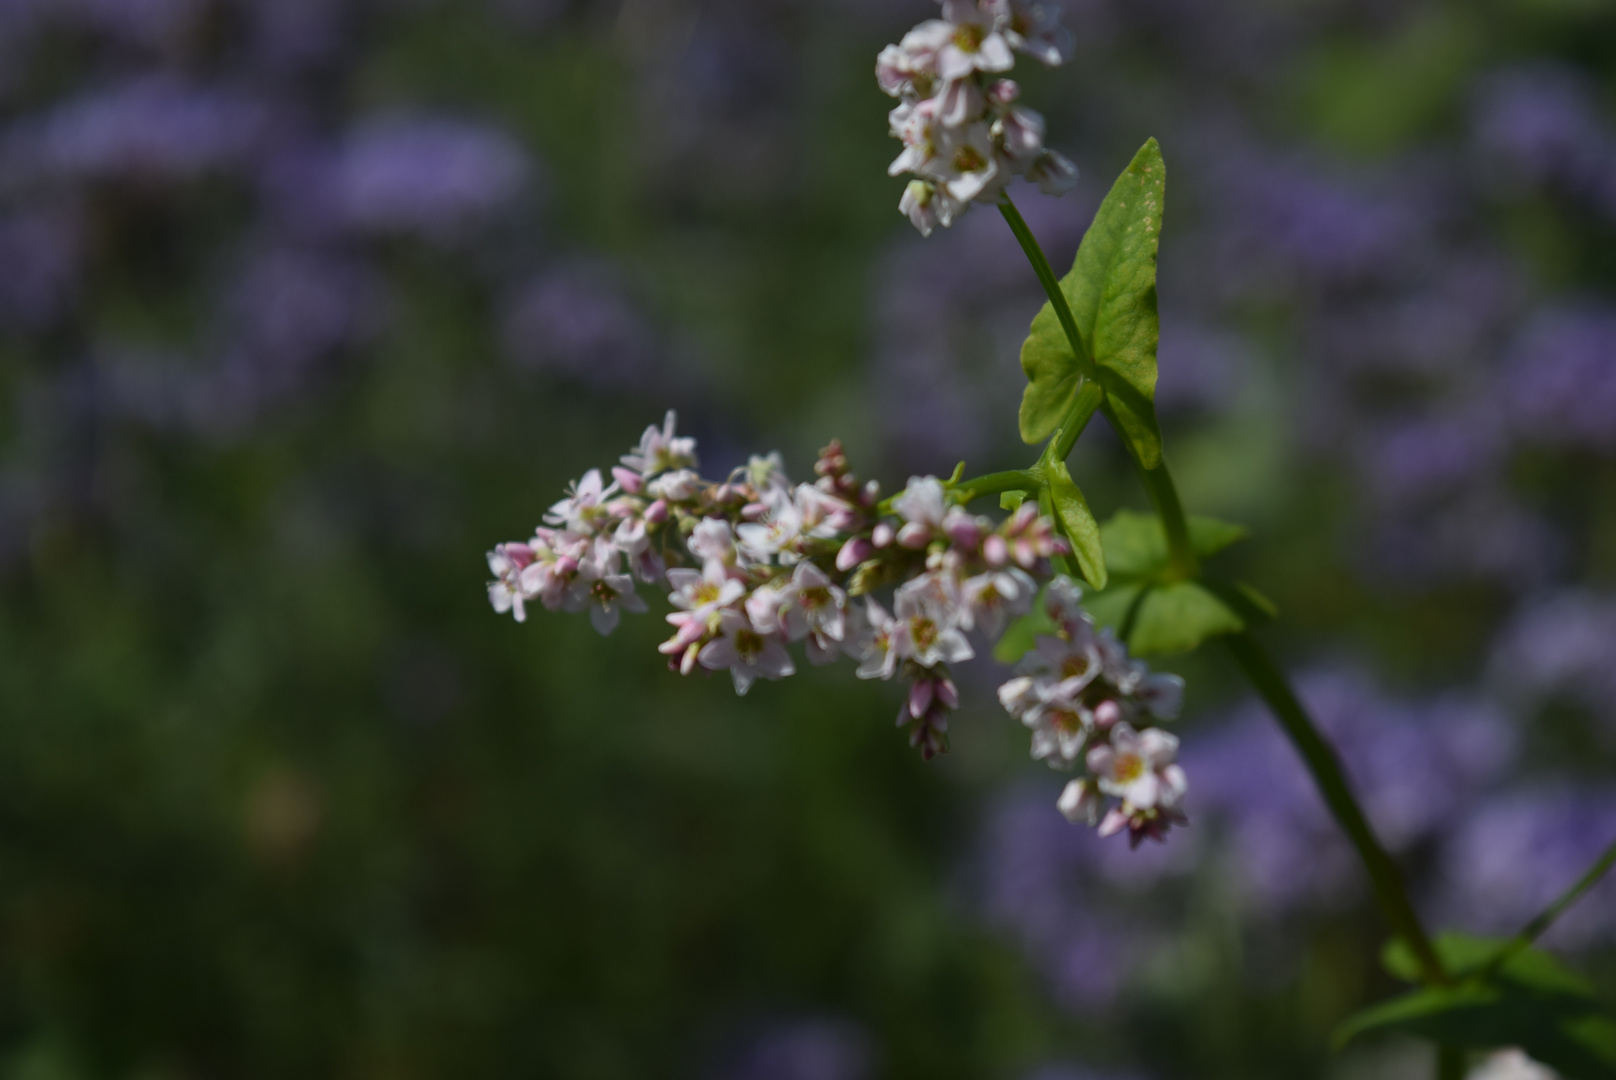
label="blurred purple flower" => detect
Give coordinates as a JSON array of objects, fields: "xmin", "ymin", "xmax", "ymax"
[
  {"xmin": 332, "ymin": 114, "xmax": 532, "ymax": 243},
  {"xmin": 974, "ymin": 784, "xmax": 1190, "ymax": 1010},
  {"xmin": 1357, "ymin": 409, "xmax": 1504, "ymax": 506},
  {"xmin": 1503, "ymin": 305, "xmax": 1616, "ymax": 454},
  {"xmin": 713, "ymin": 1018, "xmax": 871, "ymax": 1080},
  {"xmin": 1434, "ymin": 788, "xmax": 1616, "ymax": 949},
  {"xmin": 500, "ymin": 263, "xmax": 654, "ymax": 388},
  {"xmin": 0, "ymin": 207, "xmax": 83, "ymax": 330},
  {"xmin": 3, "ymin": 76, "xmax": 267, "ymax": 186},
  {"xmin": 1471, "ymin": 66, "xmax": 1612, "ymax": 198},
  {"xmin": 1492, "ymin": 590, "xmax": 1616, "ymax": 731},
  {"xmin": 1183, "ymin": 670, "xmax": 1515, "ymax": 911}
]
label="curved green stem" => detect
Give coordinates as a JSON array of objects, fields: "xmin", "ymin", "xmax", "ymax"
[
  {"xmin": 999, "ymin": 191, "xmax": 1447, "ymax": 991},
  {"xmin": 1135, "ymin": 456, "xmax": 1197, "ymax": 580},
  {"xmin": 998, "ymin": 196, "xmax": 1098, "ymax": 379},
  {"xmin": 953, "ymin": 469, "xmax": 1041, "ymax": 504},
  {"xmin": 1223, "ymin": 632, "xmax": 1449, "ymax": 988}
]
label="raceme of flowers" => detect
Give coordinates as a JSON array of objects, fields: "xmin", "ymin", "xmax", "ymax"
[
  {"xmin": 998, "ymin": 582, "xmax": 1188, "ymax": 846},
  {"xmin": 877, "ymin": 0, "xmax": 1079, "ymax": 235},
  {"xmin": 484, "ymin": 412, "xmax": 1187, "ymax": 839}
]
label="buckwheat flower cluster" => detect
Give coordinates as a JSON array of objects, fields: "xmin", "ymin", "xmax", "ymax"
[
  {"xmin": 484, "ymin": 412, "xmax": 1074, "ymax": 759},
  {"xmin": 877, "ymin": 0, "xmax": 1078, "ymax": 235},
  {"xmin": 997, "ymin": 580, "xmax": 1189, "ymax": 845}
]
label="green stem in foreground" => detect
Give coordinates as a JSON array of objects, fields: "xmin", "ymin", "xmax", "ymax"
[
  {"xmin": 1482, "ymin": 832, "xmax": 1616, "ymax": 978},
  {"xmin": 999, "ymin": 190, "xmax": 1447, "ymax": 988},
  {"xmin": 952, "ymin": 469, "xmax": 1041, "ymax": 504},
  {"xmin": 1136, "ymin": 457, "xmax": 1197, "ymax": 580},
  {"xmin": 1223, "ymin": 632, "xmax": 1449, "ymax": 988},
  {"xmin": 998, "ymin": 197, "xmax": 1099, "ymax": 380}
]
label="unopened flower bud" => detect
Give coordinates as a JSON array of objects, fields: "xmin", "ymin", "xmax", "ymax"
[
  {"xmin": 897, "ymin": 521, "xmax": 932, "ymax": 549},
  {"xmin": 644, "ymin": 499, "xmax": 669, "ymax": 525},
  {"xmin": 1092, "ymin": 698, "xmax": 1122, "ymax": 731},
  {"xmin": 986, "ymin": 78, "xmax": 1020, "ymax": 105},
  {"xmin": 837, "ymin": 536, "xmax": 874, "ymax": 571},
  {"xmin": 612, "ymin": 466, "xmax": 644, "ymax": 494},
  {"xmin": 555, "ymin": 555, "xmax": 579, "ymax": 577},
  {"xmin": 909, "ymin": 678, "xmax": 935, "ymax": 719},
  {"xmin": 873, "ymin": 523, "xmax": 895, "ymax": 548},
  {"xmin": 983, "ymin": 534, "xmax": 1008, "ymax": 566}
]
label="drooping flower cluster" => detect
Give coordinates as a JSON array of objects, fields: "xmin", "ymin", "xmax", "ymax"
[
  {"xmin": 997, "ymin": 581, "xmax": 1189, "ymax": 846},
  {"xmin": 486, "ymin": 412, "xmax": 1188, "ymax": 834},
  {"xmin": 877, "ymin": 0, "xmax": 1078, "ymax": 235}
]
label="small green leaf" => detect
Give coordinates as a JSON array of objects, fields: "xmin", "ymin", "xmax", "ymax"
[
  {"xmin": 1347, "ymin": 934, "xmax": 1616, "ymax": 1080},
  {"xmin": 1016, "ymin": 138, "xmax": 1167, "ymax": 463},
  {"xmin": 1018, "ymin": 338, "xmax": 1084, "ymax": 444},
  {"xmin": 1000, "ymin": 490, "xmax": 1028, "ymax": 512},
  {"xmin": 1081, "ymin": 509, "xmax": 1266, "ymax": 655},
  {"xmin": 1096, "ymin": 509, "xmax": 1251, "ymax": 582},
  {"xmin": 1125, "ymin": 581, "xmax": 1247, "ymax": 656},
  {"xmin": 1047, "ymin": 463, "xmax": 1107, "ymax": 590}
]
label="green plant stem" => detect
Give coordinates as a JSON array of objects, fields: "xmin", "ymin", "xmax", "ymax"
[
  {"xmin": 1136, "ymin": 458, "xmax": 1197, "ymax": 580},
  {"xmin": 998, "ymin": 196, "xmax": 1099, "ymax": 379},
  {"xmin": 953, "ymin": 469, "xmax": 1041, "ymax": 503},
  {"xmin": 999, "ymin": 192, "xmax": 1446, "ymax": 991},
  {"xmin": 1437, "ymin": 1045, "xmax": 1466, "ymax": 1080},
  {"xmin": 1223, "ymin": 631, "xmax": 1449, "ymax": 988},
  {"xmin": 1482, "ymin": 832, "xmax": 1616, "ymax": 978}
]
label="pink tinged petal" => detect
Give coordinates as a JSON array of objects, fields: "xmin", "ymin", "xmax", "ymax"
[
  {"xmin": 1092, "ymin": 699, "xmax": 1122, "ymax": 731},
  {"xmin": 644, "ymin": 499, "xmax": 669, "ymax": 525},
  {"xmin": 1057, "ymin": 780, "xmax": 1101, "ymax": 826},
  {"xmin": 699, "ymin": 638, "xmax": 739, "ymax": 671},
  {"xmin": 1097, "ymin": 808, "xmax": 1131, "ymax": 839},
  {"xmin": 611, "ymin": 466, "xmax": 644, "ymax": 494},
  {"xmin": 1123, "ymin": 772, "xmax": 1161, "ymax": 810},
  {"xmin": 936, "ymin": 629, "xmax": 975, "ymax": 664},
  {"xmin": 806, "ymin": 634, "xmax": 839, "ymax": 666},
  {"xmin": 977, "ymin": 34, "xmax": 1015, "ymax": 71},
  {"xmin": 982, "ymin": 534, "xmax": 1008, "ymax": 566},
  {"xmin": 1138, "ymin": 728, "xmax": 1179, "ymax": 767},
  {"xmin": 897, "ymin": 522, "xmax": 931, "ymax": 549},
  {"xmin": 1160, "ymin": 764, "xmax": 1189, "ymax": 809},
  {"xmin": 589, "ymin": 603, "xmax": 619, "ymax": 635},
  {"xmin": 872, "ymin": 523, "xmax": 895, "ymax": 548},
  {"xmin": 730, "ymin": 667, "xmax": 756, "ymax": 696},
  {"xmin": 1086, "ymin": 744, "xmax": 1116, "ymax": 776},
  {"xmin": 756, "ymin": 639, "xmax": 795, "ymax": 679},
  {"xmin": 908, "ymin": 679, "xmax": 935, "ymax": 719}
]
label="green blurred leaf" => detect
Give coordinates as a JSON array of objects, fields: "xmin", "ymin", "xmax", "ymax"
[
  {"xmin": 1047, "ymin": 463, "xmax": 1107, "ymax": 590},
  {"xmin": 1018, "ymin": 347, "xmax": 1085, "ymax": 444},
  {"xmin": 1345, "ymin": 934, "xmax": 1616, "ymax": 1080},
  {"xmin": 1017, "ymin": 139, "xmax": 1166, "ymax": 463},
  {"xmin": 1080, "ymin": 509, "xmax": 1268, "ymax": 655}
]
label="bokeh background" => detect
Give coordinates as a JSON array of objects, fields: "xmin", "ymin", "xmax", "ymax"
[{"xmin": 1, "ymin": 0, "xmax": 1615, "ymax": 1077}]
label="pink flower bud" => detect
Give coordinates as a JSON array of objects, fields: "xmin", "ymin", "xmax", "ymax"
[
  {"xmin": 612, "ymin": 466, "xmax": 644, "ymax": 495},
  {"xmin": 644, "ymin": 499, "xmax": 669, "ymax": 525},
  {"xmin": 872, "ymin": 523, "xmax": 895, "ymax": 548},
  {"xmin": 1093, "ymin": 699, "xmax": 1122, "ymax": 731},
  {"xmin": 741, "ymin": 502, "xmax": 767, "ymax": 521},
  {"xmin": 987, "ymin": 78, "xmax": 1020, "ymax": 105},
  {"xmin": 501, "ymin": 542, "xmax": 535, "ymax": 568},
  {"xmin": 908, "ymin": 678, "xmax": 935, "ymax": 719},
  {"xmin": 836, "ymin": 536, "xmax": 874, "ymax": 571},
  {"xmin": 936, "ymin": 676, "xmax": 959, "ymax": 710},
  {"xmin": 1015, "ymin": 537, "xmax": 1036, "ymax": 568},
  {"xmin": 897, "ymin": 521, "xmax": 931, "ymax": 549},
  {"xmin": 945, "ymin": 514, "xmax": 983, "ymax": 549},
  {"xmin": 983, "ymin": 534, "xmax": 1008, "ymax": 566},
  {"xmin": 555, "ymin": 555, "xmax": 579, "ymax": 577}
]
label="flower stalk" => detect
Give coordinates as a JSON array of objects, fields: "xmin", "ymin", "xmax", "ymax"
[{"xmin": 999, "ymin": 191, "xmax": 1449, "ymax": 989}]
